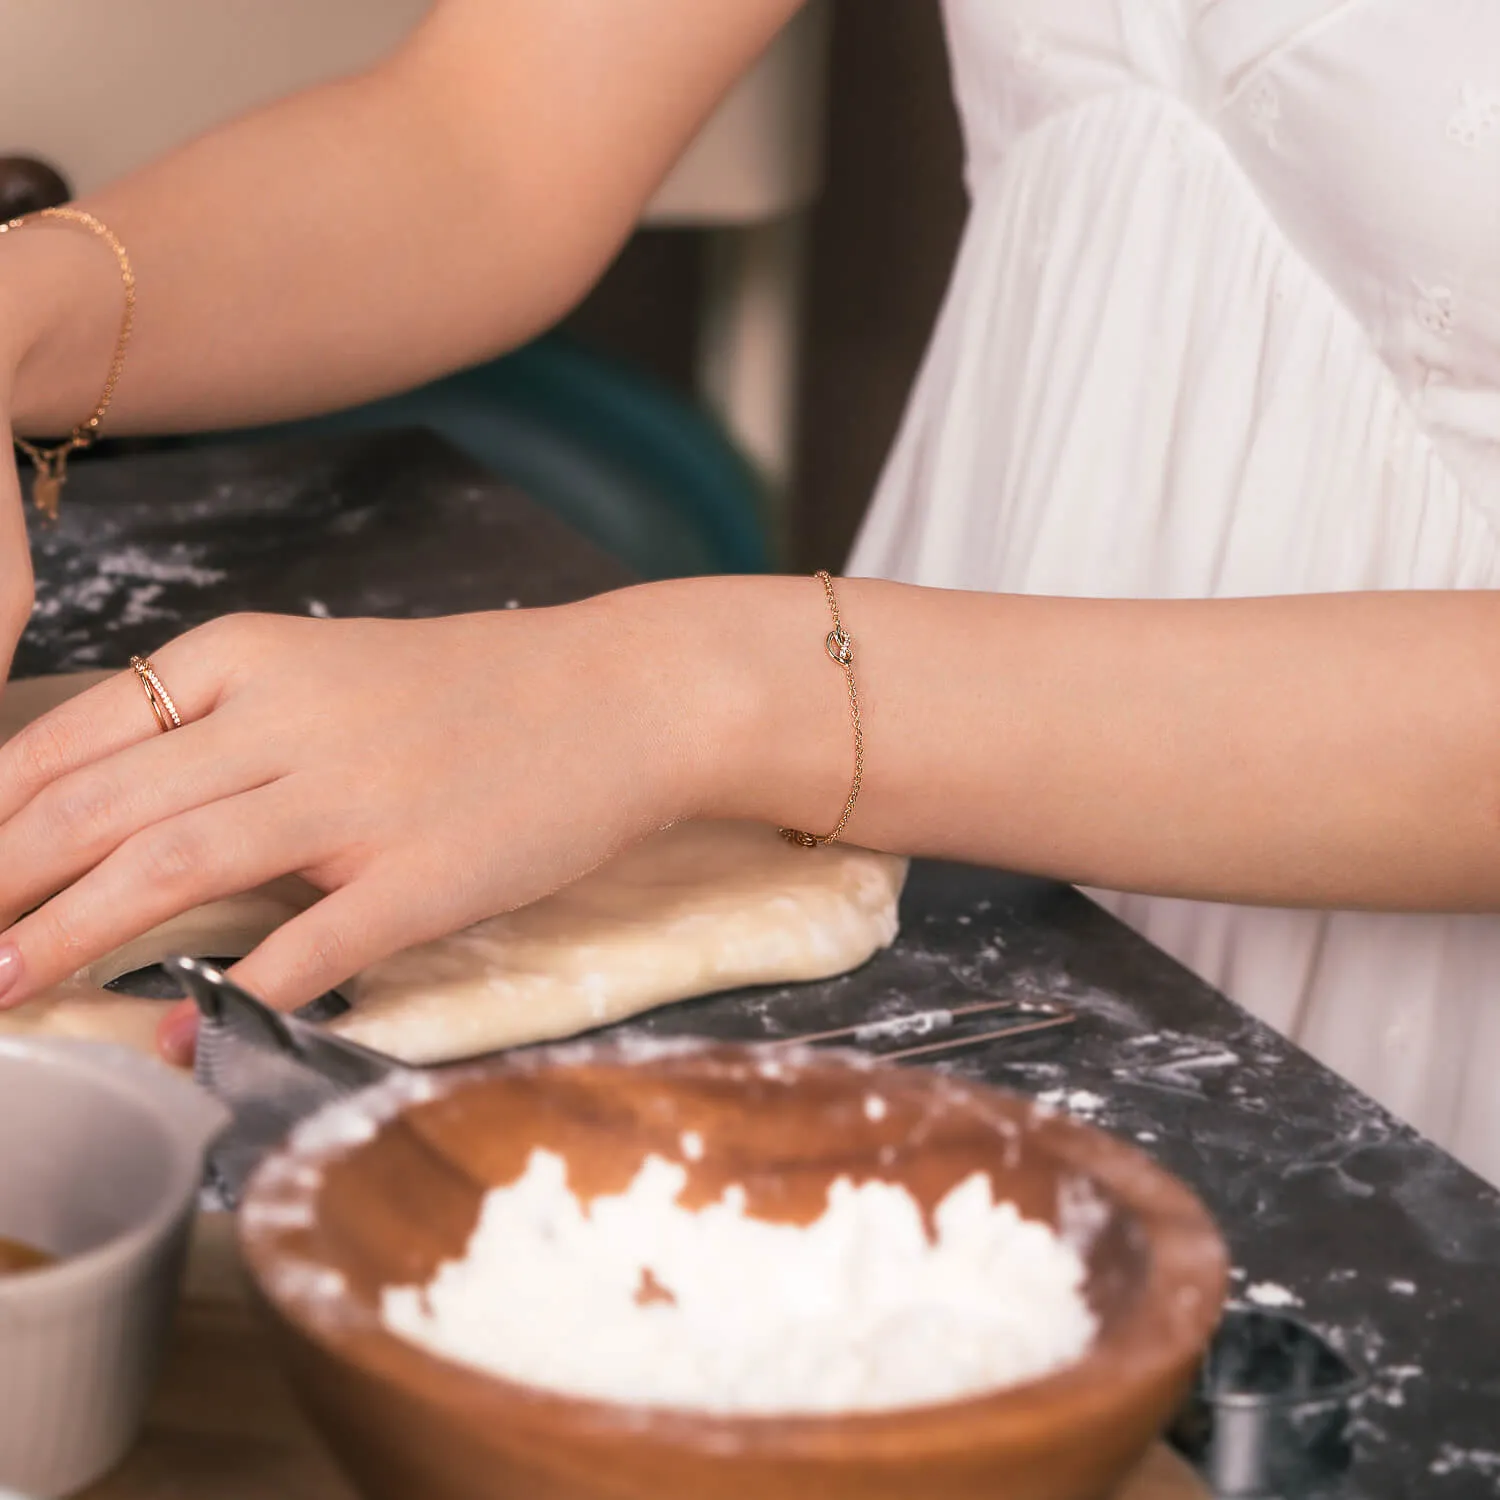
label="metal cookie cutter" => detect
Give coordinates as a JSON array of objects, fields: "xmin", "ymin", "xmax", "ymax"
[{"xmin": 1170, "ymin": 1307, "xmax": 1367, "ymax": 1496}]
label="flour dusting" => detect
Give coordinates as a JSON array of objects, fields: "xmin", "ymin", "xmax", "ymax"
[
  {"xmin": 1244, "ymin": 1281, "xmax": 1302, "ymax": 1309},
  {"xmin": 1430, "ymin": 1444, "xmax": 1500, "ymax": 1477},
  {"xmin": 1036, "ymin": 1088, "xmax": 1107, "ymax": 1116}
]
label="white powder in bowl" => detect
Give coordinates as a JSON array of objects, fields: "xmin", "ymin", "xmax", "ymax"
[{"xmin": 380, "ymin": 1148, "xmax": 1097, "ymax": 1414}]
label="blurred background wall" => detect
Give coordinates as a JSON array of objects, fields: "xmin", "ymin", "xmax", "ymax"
[{"xmin": 567, "ymin": 2, "xmax": 967, "ymax": 570}]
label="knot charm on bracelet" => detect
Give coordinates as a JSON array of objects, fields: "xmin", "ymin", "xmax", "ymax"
[{"xmin": 779, "ymin": 571, "xmax": 865, "ymax": 850}]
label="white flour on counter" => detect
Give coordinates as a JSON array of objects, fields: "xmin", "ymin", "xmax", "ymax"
[{"xmin": 381, "ymin": 1148, "xmax": 1096, "ymax": 1414}]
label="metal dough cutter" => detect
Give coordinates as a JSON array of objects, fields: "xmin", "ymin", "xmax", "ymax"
[{"xmin": 171, "ymin": 957, "xmax": 407, "ymax": 1207}]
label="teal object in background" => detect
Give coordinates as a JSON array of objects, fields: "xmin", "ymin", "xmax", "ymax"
[{"xmin": 201, "ymin": 335, "xmax": 772, "ymax": 580}]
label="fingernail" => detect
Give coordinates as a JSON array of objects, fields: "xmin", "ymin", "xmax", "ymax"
[
  {"xmin": 0, "ymin": 944, "xmax": 22, "ymax": 1007},
  {"xmin": 158, "ymin": 1006, "xmax": 198, "ymax": 1068}
]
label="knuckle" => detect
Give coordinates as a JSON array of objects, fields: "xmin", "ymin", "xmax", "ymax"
[
  {"xmin": 285, "ymin": 921, "xmax": 355, "ymax": 991},
  {"xmin": 11, "ymin": 716, "xmax": 80, "ymax": 794},
  {"xmin": 31, "ymin": 902, "xmax": 87, "ymax": 968},
  {"xmin": 202, "ymin": 611, "xmax": 275, "ymax": 653},
  {"xmin": 178, "ymin": 615, "xmax": 234, "ymax": 669},
  {"xmin": 190, "ymin": 611, "xmax": 245, "ymax": 644},
  {"xmin": 187, "ymin": 611, "xmax": 283, "ymax": 688},
  {"xmin": 131, "ymin": 824, "xmax": 210, "ymax": 890},
  {"xmin": 45, "ymin": 774, "xmax": 121, "ymax": 848}
]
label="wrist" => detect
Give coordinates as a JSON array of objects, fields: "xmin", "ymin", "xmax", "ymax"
[
  {"xmin": 0, "ymin": 218, "xmax": 126, "ymax": 436},
  {"xmin": 613, "ymin": 573, "xmax": 862, "ymax": 837}
]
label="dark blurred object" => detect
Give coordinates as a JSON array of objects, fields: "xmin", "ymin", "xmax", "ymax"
[
  {"xmin": 1171, "ymin": 1308, "xmax": 1367, "ymax": 1496},
  {"xmin": 0, "ymin": 156, "xmax": 71, "ymax": 219},
  {"xmin": 189, "ymin": 334, "xmax": 771, "ymax": 580},
  {"xmin": 563, "ymin": 3, "xmax": 968, "ymax": 572},
  {"xmin": 794, "ymin": 0, "xmax": 967, "ymax": 569}
]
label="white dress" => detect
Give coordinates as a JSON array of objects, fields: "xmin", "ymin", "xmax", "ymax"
[{"xmin": 849, "ymin": 0, "xmax": 1500, "ymax": 1184}]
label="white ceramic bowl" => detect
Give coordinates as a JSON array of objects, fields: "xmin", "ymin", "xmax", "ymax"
[{"xmin": 0, "ymin": 1038, "xmax": 228, "ymax": 1498}]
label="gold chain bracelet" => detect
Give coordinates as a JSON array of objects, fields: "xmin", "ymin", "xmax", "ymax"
[
  {"xmin": 779, "ymin": 570, "xmax": 865, "ymax": 849},
  {"xmin": 1, "ymin": 206, "xmax": 137, "ymax": 522}
]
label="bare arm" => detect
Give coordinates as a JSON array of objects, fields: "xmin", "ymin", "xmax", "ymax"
[
  {"xmin": 700, "ymin": 576, "xmax": 1500, "ymax": 913},
  {"xmin": 0, "ymin": 0, "xmax": 804, "ymax": 435},
  {"xmin": 4, "ymin": 576, "xmax": 1500, "ymax": 1046}
]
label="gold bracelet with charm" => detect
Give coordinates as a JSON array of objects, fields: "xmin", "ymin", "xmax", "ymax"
[
  {"xmin": 779, "ymin": 570, "xmax": 866, "ymax": 849},
  {"xmin": 1, "ymin": 207, "xmax": 137, "ymax": 523}
]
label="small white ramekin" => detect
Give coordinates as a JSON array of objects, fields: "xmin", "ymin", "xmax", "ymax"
[{"xmin": 0, "ymin": 1038, "xmax": 228, "ymax": 1498}]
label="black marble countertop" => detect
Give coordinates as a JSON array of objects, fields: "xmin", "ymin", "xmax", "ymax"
[{"xmin": 17, "ymin": 431, "xmax": 1500, "ymax": 1497}]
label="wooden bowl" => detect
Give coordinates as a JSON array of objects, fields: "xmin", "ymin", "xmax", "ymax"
[{"xmin": 239, "ymin": 1043, "xmax": 1227, "ymax": 1500}]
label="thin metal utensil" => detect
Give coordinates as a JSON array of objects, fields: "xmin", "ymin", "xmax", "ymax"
[
  {"xmin": 768, "ymin": 997, "xmax": 1022, "ymax": 1048},
  {"xmin": 878, "ymin": 1011, "xmax": 1076, "ymax": 1062},
  {"xmin": 170, "ymin": 956, "xmax": 407, "ymax": 1207},
  {"xmin": 170, "ymin": 957, "xmax": 1076, "ymax": 1205},
  {"xmin": 175, "ymin": 956, "xmax": 398, "ymax": 1093},
  {"xmin": 765, "ymin": 997, "xmax": 1077, "ymax": 1061}
]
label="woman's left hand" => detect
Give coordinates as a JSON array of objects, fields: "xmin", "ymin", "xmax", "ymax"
[{"xmin": 0, "ymin": 596, "xmax": 720, "ymax": 1060}]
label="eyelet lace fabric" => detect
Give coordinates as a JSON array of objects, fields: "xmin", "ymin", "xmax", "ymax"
[
  {"xmin": 1447, "ymin": 84, "xmax": 1500, "ymax": 148},
  {"xmin": 854, "ymin": 0, "xmax": 1500, "ymax": 1184}
]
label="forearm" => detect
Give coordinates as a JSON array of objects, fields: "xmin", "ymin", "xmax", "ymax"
[
  {"xmin": 1, "ymin": 0, "xmax": 800, "ymax": 437},
  {"xmin": 660, "ymin": 576, "xmax": 1500, "ymax": 912}
]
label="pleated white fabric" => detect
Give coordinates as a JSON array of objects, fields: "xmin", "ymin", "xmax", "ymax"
[{"xmin": 850, "ymin": 0, "xmax": 1500, "ymax": 1182}]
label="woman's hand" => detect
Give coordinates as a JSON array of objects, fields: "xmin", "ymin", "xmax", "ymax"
[{"xmin": 0, "ymin": 592, "xmax": 732, "ymax": 1058}]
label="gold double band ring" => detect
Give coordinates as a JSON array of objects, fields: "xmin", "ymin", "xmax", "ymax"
[{"xmin": 129, "ymin": 655, "xmax": 183, "ymax": 734}]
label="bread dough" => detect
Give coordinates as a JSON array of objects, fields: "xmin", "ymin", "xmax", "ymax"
[
  {"xmin": 0, "ymin": 674, "xmax": 907, "ymax": 1064},
  {"xmin": 339, "ymin": 819, "xmax": 906, "ymax": 1063}
]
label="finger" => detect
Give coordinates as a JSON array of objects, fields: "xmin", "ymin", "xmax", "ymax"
[
  {"xmin": 0, "ymin": 709, "xmax": 276, "ymax": 928},
  {"xmin": 0, "ymin": 630, "xmax": 225, "ymax": 825},
  {"xmin": 225, "ymin": 875, "xmax": 417, "ymax": 1015},
  {"xmin": 0, "ymin": 781, "xmax": 326, "ymax": 1007},
  {"xmin": 154, "ymin": 878, "xmax": 411, "ymax": 1065},
  {"xmin": 156, "ymin": 1000, "xmax": 200, "ymax": 1068},
  {"xmin": 157, "ymin": 876, "xmax": 419, "ymax": 1066}
]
